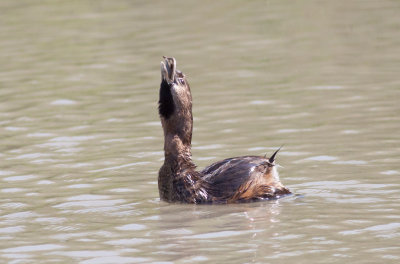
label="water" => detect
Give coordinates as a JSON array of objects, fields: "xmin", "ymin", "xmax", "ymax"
[{"xmin": 1, "ymin": 0, "xmax": 400, "ymax": 263}]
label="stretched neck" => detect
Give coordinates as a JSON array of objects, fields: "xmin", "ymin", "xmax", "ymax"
[
  {"xmin": 163, "ymin": 133, "xmax": 195, "ymax": 169},
  {"xmin": 161, "ymin": 103, "xmax": 194, "ymax": 170}
]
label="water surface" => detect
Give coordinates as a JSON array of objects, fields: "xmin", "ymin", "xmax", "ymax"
[{"xmin": 1, "ymin": 0, "xmax": 400, "ymax": 263}]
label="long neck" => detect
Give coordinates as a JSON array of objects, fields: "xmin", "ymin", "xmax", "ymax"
[
  {"xmin": 161, "ymin": 98, "xmax": 195, "ymax": 170},
  {"xmin": 159, "ymin": 126, "xmax": 196, "ymax": 202},
  {"xmin": 163, "ymin": 132, "xmax": 195, "ymax": 170}
]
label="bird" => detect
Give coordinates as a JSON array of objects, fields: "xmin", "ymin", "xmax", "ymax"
[{"xmin": 158, "ymin": 57, "xmax": 291, "ymax": 203}]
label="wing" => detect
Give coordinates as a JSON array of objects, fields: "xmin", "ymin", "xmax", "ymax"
[{"xmin": 201, "ymin": 156, "xmax": 269, "ymax": 200}]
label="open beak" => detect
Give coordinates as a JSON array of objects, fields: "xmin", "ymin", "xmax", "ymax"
[{"xmin": 161, "ymin": 56, "xmax": 176, "ymax": 83}]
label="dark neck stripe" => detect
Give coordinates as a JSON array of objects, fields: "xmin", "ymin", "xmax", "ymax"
[{"xmin": 158, "ymin": 79, "xmax": 175, "ymax": 119}]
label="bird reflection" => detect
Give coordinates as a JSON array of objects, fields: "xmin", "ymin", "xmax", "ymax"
[{"xmin": 153, "ymin": 199, "xmax": 290, "ymax": 262}]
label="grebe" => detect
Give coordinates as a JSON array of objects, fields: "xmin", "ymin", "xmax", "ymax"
[{"xmin": 158, "ymin": 57, "xmax": 291, "ymax": 203}]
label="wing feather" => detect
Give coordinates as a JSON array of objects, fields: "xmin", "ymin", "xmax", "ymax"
[{"xmin": 201, "ymin": 156, "xmax": 268, "ymax": 199}]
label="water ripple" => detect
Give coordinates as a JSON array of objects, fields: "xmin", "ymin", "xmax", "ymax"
[
  {"xmin": 2, "ymin": 244, "xmax": 65, "ymax": 253},
  {"xmin": 103, "ymin": 238, "xmax": 151, "ymax": 246},
  {"xmin": 339, "ymin": 223, "xmax": 400, "ymax": 236},
  {"xmin": 80, "ymin": 256, "xmax": 150, "ymax": 264},
  {"xmin": 115, "ymin": 224, "xmax": 147, "ymax": 231},
  {"xmin": 3, "ymin": 175, "xmax": 37, "ymax": 182},
  {"xmin": 50, "ymin": 99, "xmax": 77, "ymax": 105},
  {"xmin": 0, "ymin": 226, "xmax": 25, "ymax": 234}
]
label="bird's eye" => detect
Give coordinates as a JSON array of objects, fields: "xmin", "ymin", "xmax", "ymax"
[{"xmin": 178, "ymin": 78, "xmax": 185, "ymax": 85}]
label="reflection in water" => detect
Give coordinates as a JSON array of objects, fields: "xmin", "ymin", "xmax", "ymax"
[
  {"xmin": 153, "ymin": 199, "xmax": 289, "ymax": 262},
  {"xmin": 1, "ymin": 0, "xmax": 400, "ymax": 263}
]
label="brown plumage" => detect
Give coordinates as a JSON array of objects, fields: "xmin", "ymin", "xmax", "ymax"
[{"xmin": 158, "ymin": 57, "xmax": 291, "ymax": 204}]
